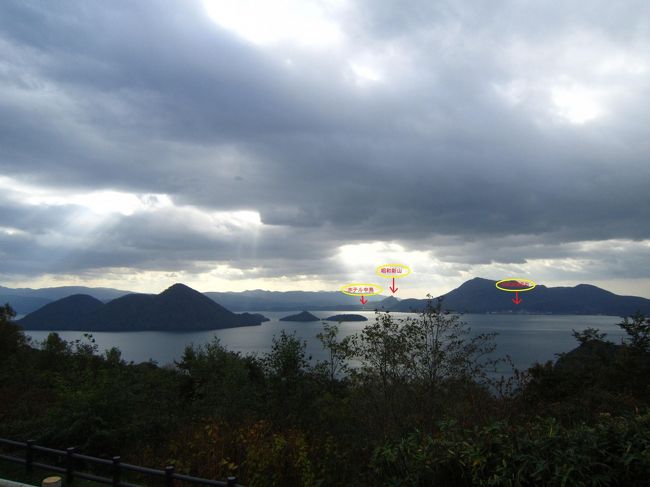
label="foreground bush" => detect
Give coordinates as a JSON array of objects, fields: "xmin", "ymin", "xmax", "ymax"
[{"xmin": 371, "ymin": 412, "xmax": 650, "ymax": 486}]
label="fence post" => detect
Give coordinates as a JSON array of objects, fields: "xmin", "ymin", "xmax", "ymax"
[
  {"xmin": 66, "ymin": 447, "xmax": 76, "ymax": 484},
  {"xmin": 165, "ymin": 465, "xmax": 175, "ymax": 487},
  {"xmin": 25, "ymin": 439, "xmax": 35, "ymax": 473},
  {"xmin": 112, "ymin": 456, "xmax": 121, "ymax": 486},
  {"xmin": 227, "ymin": 476, "xmax": 237, "ymax": 487}
]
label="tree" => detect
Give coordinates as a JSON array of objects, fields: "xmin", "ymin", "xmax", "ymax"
[
  {"xmin": 263, "ymin": 330, "xmax": 310, "ymax": 380},
  {"xmin": 348, "ymin": 297, "xmax": 501, "ymax": 434},
  {"xmin": 0, "ymin": 303, "xmax": 15, "ymax": 323},
  {"xmin": 615, "ymin": 312, "xmax": 650, "ymax": 397},
  {"xmin": 571, "ymin": 327, "xmax": 607, "ymax": 345},
  {"xmin": 261, "ymin": 330, "xmax": 322, "ymax": 428},
  {"xmin": 0, "ymin": 303, "xmax": 27, "ymax": 360},
  {"xmin": 316, "ymin": 322, "xmax": 353, "ymax": 383},
  {"xmin": 351, "ymin": 297, "xmax": 499, "ymax": 389},
  {"xmin": 521, "ymin": 313, "xmax": 650, "ymax": 417},
  {"xmin": 406, "ymin": 297, "xmax": 499, "ymax": 388},
  {"xmin": 617, "ymin": 312, "xmax": 650, "ymax": 353},
  {"xmin": 41, "ymin": 332, "xmax": 72, "ymax": 355},
  {"xmin": 175, "ymin": 337, "xmax": 265, "ymax": 420}
]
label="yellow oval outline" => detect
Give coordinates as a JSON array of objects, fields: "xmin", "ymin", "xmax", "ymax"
[
  {"xmin": 339, "ymin": 283, "xmax": 384, "ymax": 296},
  {"xmin": 495, "ymin": 278, "xmax": 537, "ymax": 293},
  {"xmin": 375, "ymin": 263, "xmax": 412, "ymax": 279}
]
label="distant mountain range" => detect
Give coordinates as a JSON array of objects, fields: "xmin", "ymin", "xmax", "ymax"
[
  {"xmin": 0, "ymin": 284, "xmax": 129, "ymax": 300},
  {"xmin": 1, "ymin": 285, "xmax": 378, "ymax": 315},
  {"xmin": 0, "ymin": 285, "xmax": 130, "ymax": 314},
  {"xmin": 5, "ymin": 278, "xmax": 650, "ymax": 327},
  {"xmin": 204, "ymin": 290, "xmax": 382, "ymax": 311},
  {"xmin": 17, "ymin": 283, "xmax": 268, "ymax": 331},
  {"xmin": 377, "ymin": 278, "xmax": 650, "ymax": 316}
]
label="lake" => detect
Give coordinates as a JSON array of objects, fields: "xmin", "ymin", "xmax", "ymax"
[{"xmin": 23, "ymin": 312, "xmax": 627, "ymax": 373}]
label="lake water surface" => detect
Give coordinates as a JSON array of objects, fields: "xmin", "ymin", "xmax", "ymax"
[{"xmin": 24, "ymin": 312, "xmax": 627, "ymax": 373}]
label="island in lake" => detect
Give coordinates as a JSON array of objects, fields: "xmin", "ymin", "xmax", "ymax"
[
  {"xmin": 324, "ymin": 314, "xmax": 368, "ymax": 322},
  {"xmin": 17, "ymin": 283, "xmax": 269, "ymax": 331},
  {"xmin": 279, "ymin": 311, "xmax": 321, "ymax": 322}
]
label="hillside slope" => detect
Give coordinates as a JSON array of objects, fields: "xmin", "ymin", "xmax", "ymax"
[{"xmin": 18, "ymin": 284, "xmax": 268, "ymax": 331}]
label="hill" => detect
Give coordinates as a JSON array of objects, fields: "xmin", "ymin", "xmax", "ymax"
[
  {"xmin": 1, "ymin": 285, "xmax": 383, "ymax": 312},
  {"xmin": 376, "ymin": 296, "xmax": 400, "ymax": 310},
  {"xmin": 324, "ymin": 314, "xmax": 368, "ymax": 322},
  {"xmin": 17, "ymin": 294, "xmax": 104, "ymax": 330},
  {"xmin": 17, "ymin": 283, "xmax": 268, "ymax": 331},
  {"xmin": 279, "ymin": 311, "xmax": 321, "ymax": 322},
  {"xmin": 0, "ymin": 284, "xmax": 130, "ymax": 314},
  {"xmin": 204, "ymin": 290, "xmax": 383, "ymax": 311},
  {"xmin": 0, "ymin": 294, "xmax": 53, "ymax": 315},
  {"xmin": 383, "ymin": 278, "xmax": 650, "ymax": 315},
  {"xmin": 0, "ymin": 285, "xmax": 129, "ymax": 302}
]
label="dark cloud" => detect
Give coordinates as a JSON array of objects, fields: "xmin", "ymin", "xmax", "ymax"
[{"xmin": 0, "ymin": 0, "xmax": 648, "ymax": 292}]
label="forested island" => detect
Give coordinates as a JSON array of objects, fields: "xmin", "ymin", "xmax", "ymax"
[
  {"xmin": 324, "ymin": 314, "xmax": 367, "ymax": 322},
  {"xmin": 279, "ymin": 311, "xmax": 320, "ymax": 322},
  {"xmin": 16, "ymin": 284, "xmax": 268, "ymax": 331},
  {"xmin": 2, "ymin": 300, "xmax": 649, "ymax": 485}
]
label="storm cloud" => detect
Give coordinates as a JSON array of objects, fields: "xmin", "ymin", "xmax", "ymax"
[{"xmin": 0, "ymin": 0, "xmax": 648, "ymax": 296}]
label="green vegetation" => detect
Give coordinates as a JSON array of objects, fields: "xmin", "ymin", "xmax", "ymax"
[
  {"xmin": 323, "ymin": 314, "xmax": 367, "ymax": 322},
  {"xmin": 1, "ymin": 300, "xmax": 649, "ymax": 486}
]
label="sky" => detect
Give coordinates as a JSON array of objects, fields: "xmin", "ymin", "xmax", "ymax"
[{"xmin": 0, "ymin": 0, "xmax": 649, "ymax": 298}]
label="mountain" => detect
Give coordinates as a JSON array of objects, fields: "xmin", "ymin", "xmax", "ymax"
[
  {"xmin": 279, "ymin": 311, "xmax": 321, "ymax": 322},
  {"xmin": 9, "ymin": 278, "xmax": 650, "ymax": 320},
  {"xmin": 376, "ymin": 296, "xmax": 400, "ymax": 310},
  {"xmin": 204, "ymin": 290, "xmax": 383, "ymax": 311},
  {"xmin": 0, "ymin": 295, "xmax": 53, "ymax": 315},
  {"xmin": 384, "ymin": 298, "xmax": 426, "ymax": 312},
  {"xmin": 0, "ymin": 285, "xmax": 129, "ymax": 302},
  {"xmin": 17, "ymin": 295, "xmax": 104, "ymax": 330},
  {"xmin": 17, "ymin": 283, "xmax": 268, "ymax": 331},
  {"xmin": 0, "ymin": 285, "xmax": 130, "ymax": 314},
  {"xmin": 2, "ymin": 283, "xmax": 385, "ymax": 315},
  {"xmin": 383, "ymin": 278, "xmax": 650, "ymax": 316}
]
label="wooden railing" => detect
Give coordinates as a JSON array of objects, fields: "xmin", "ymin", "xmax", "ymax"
[{"xmin": 0, "ymin": 438, "xmax": 239, "ymax": 487}]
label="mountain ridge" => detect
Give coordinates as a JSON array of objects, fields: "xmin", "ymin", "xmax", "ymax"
[
  {"xmin": 17, "ymin": 283, "xmax": 268, "ymax": 331},
  {"xmin": 380, "ymin": 277, "xmax": 650, "ymax": 315},
  {"xmin": 6, "ymin": 278, "xmax": 650, "ymax": 318}
]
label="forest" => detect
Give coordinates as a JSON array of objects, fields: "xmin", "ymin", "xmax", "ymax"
[{"xmin": 1, "ymin": 301, "xmax": 649, "ymax": 486}]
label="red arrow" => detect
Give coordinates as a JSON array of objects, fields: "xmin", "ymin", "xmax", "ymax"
[
  {"xmin": 360, "ymin": 295, "xmax": 368, "ymax": 305},
  {"xmin": 389, "ymin": 277, "xmax": 398, "ymax": 294},
  {"xmin": 512, "ymin": 291, "xmax": 522, "ymax": 305}
]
